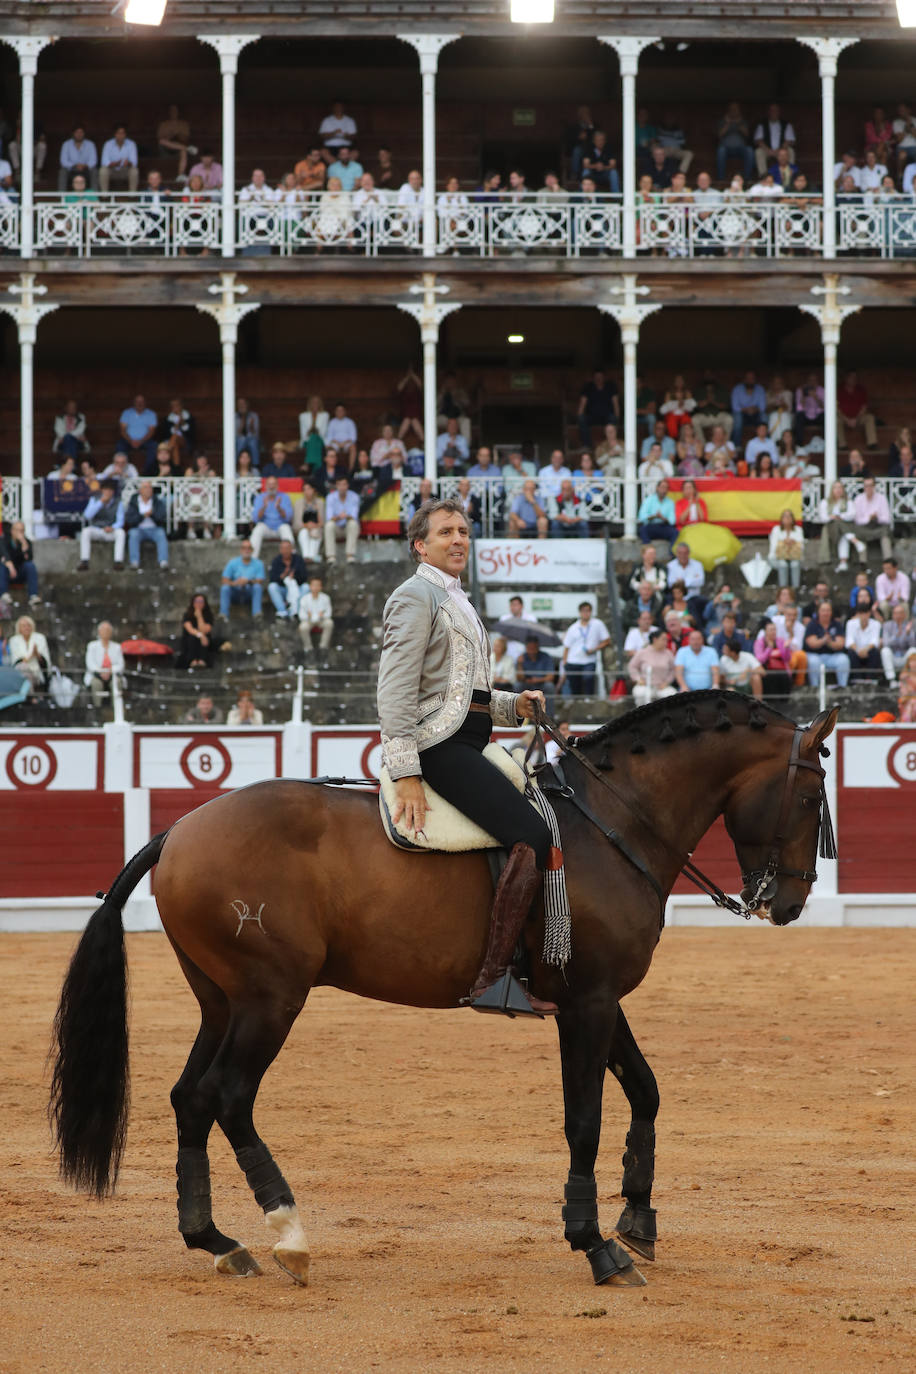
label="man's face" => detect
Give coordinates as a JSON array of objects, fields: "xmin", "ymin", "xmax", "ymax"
[
  {"xmin": 509, "ymin": 598, "xmax": 523, "ymax": 617},
  {"xmin": 309, "ymin": 578, "xmax": 322, "ymax": 595},
  {"xmin": 252, "ymin": 169, "xmax": 265, "ymax": 187},
  {"xmin": 336, "ymin": 478, "xmax": 349, "ymax": 495},
  {"xmin": 198, "ymin": 697, "xmax": 213, "ymax": 717},
  {"xmin": 148, "ymin": 171, "xmax": 161, "ymax": 189},
  {"xmin": 271, "ymin": 449, "xmax": 285, "ymax": 467},
  {"xmin": 447, "ymin": 419, "xmax": 458, "ymax": 435},
  {"xmin": 580, "ymin": 605, "xmax": 592, "ymax": 622},
  {"xmin": 335, "ymin": 404, "xmax": 345, "ymax": 418},
  {"xmin": 139, "ymin": 482, "xmax": 153, "ymax": 501},
  {"xmin": 509, "ymin": 171, "xmax": 523, "ymax": 189},
  {"xmin": 240, "ymin": 541, "xmax": 253, "ymax": 561},
  {"xmin": 864, "ymin": 479, "xmax": 876, "ymax": 498},
  {"xmin": 266, "ymin": 476, "xmax": 278, "ymax": 494},
  {"xmin": 676, "ymin": 545, "xmax": 689, "ymax": 565},
  {"xmin": 893, "ymin": 603, "xmax": 906, "ymax": 625},
  {"xmin": 113, "ymin": 455, "xmax": 127, "ymax": 471},
  {"xmin": 475, "ymin": 449, "xmax": 491, "ymax": 468},
  {"xmin": 744, "ymin": 371, "xmax": 756, "ymax": 387},
  {"xmin": 133, "ymin": 395, "xmax": 145, "ymax": 411},
  {"xmin": 279, "ymin": 540, "xmax": 293, "ymax": 557},
  {"xmin": 72, "ymin": 175, "xmax": 86, "ymax": 191},
  {"xmin": 408, "ymin": 171, "xmax": 421, "ymax": 190},
  {"xmin": 689, "ymin": 631, "xmax": 703, "ymax": 653},
  {"xmin": 697, "ymin": 172, "xmax": 710, "ymax": 190},
  {"xmin": 722, "ymin": 613, "xmax": 736, "ymax": 633},
  {"xmin": 784, "ymin": 607, "xmax": 797, "ymax": 627},
  {"xmin": 550, "ymin": 451, "xmax": 564, "ymax": 470},
  {"xmin": 115, "ymin": 127, "xmax": 126, "ymax": 143},
  {"xmin": 818, "ymin": 604, "xmax": 832, "ymax": 627},
  {"xmin": 338, "ymin": 148, "xmax": 351, "ymax": 163},
  {"xmin": 416, "ymin": 507, "xmax": 470, "ymax": 576},
  {"xmin": 644, "ymin": 546, "xmax": 656, "ymax": 565},
  {"xmin": 525, "ymin": 638, "xmax": 539, "ymax": 658},
  {"xmin": 638, "ymin": 611, "xmax": 652, "ymax": 630},
  {"xmin": 522, "ymin": 481, "xmax": 535, "ymax": 500}
]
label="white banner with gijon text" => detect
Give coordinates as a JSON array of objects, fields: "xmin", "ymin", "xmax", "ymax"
[{"xmin": 474, "ymin": 539, "xmax": 606, "ymax": 585}]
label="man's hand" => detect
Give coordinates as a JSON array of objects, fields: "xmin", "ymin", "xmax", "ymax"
[
  {"xmin": 515, "ymin": 688, "xmax": 546, "ymax": 722},
  {"xmin": 392, "ymin": 775, "xmax": 428, "ymax": 834}
]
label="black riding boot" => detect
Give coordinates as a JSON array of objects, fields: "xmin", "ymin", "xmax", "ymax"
[{"xmin": 467, "ymin": 843, "xmax": 558, "ymax": 1016}]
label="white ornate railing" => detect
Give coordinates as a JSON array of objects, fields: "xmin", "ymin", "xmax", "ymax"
[
  {"xmin": 837, "ymin": 201, "xmax": 916, "ymax": 257},
  {"xmin": 34, "ymin": 194, "xmax": 221, "ymax": 257},
  {"xmin": 0, "ymin": 201, "xmax": 19, "ymax": 254},
  {"xmin": 2, "ymin": 476, "xmax": 22, "ymax": 525},
  {"xmin": 637, "ymin": 198, "xmax": 822, "ymax": 258}
]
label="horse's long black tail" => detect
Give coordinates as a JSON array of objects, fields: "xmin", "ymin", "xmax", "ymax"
[{"xmin": 49, "ymin": 832, "xmax": 168, "ymax": 1198}]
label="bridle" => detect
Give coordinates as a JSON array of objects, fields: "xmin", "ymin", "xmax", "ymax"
[{"xmin": 531, "ymin": 706, "xmax": 835, "ymax": 923}]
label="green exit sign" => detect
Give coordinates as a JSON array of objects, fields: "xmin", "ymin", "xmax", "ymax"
[
  {"xmin": 513, "ymin": 108, "xmax": 536, "ymax": 126},
  {"xmin": 510, "ymin": 372, "xmax": 534, "ymax": 390}
]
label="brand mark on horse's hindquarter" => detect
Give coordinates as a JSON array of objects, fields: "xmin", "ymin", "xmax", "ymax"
[{"xmin": 231, "ymin": 900, "xmax": 266, "ymax": 937}]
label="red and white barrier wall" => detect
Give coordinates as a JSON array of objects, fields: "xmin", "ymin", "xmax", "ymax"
[{"xmin": 0, "ymin": 723, "xmax": 913, "ymax": 930}]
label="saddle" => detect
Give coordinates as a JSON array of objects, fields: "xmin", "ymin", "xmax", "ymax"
[{"xmin": 378, "ymin": 744, "xmax": 534, "ymax": 853}]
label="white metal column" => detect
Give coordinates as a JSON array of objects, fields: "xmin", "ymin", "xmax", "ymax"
[
  {"xmin": 598, "ymin": 36, "xmax": 659, "ymax": 260},
  {"xmin": 197, "ymin": 273, "xmax": 260, "ymax": 538},
  {"xmin": 397, "ymin": 274, "xmax": 462, "ymax": 482},
  {"xmin": 599, "ymin": 276, "xmax": 661, "ymax": 537},
  {"xmin": 2, "ymin": 36, "xmax": 55, "ymax": 259},
  {"xmin": 796, "ymin": 36, "xmax": 858, "ymax": 260},
  {"xmin": 799, "ymin": 276, "xmax": 860, "ymax": 486},
  {"xmin": 1, "ymin": 275, "xmax": 58, "ymax": 535},
  {"xmin": 398, "ymin": 34, "xmax": 459, "ymax": 257},
  {"xmin": 198, "ymin": 34, "xmax": 260, "ymax": 257}
]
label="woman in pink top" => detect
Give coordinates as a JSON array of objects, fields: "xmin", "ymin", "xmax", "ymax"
[
  {"xmin": 628, "ymin": 627, "xmax": 677, "ymax": 706},
  {"xmin": 754, "ymin": 621, "xmax": 792, "ymax": 698}
]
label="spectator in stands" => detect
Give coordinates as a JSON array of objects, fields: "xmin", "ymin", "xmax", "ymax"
[
  {"xmin": 675, "ymin": 433, "xmax": 705, "ymax": 478},
  {"xmin": 859, "ymin": 147, "xmax": 888, "ymax": 194},
  {"xmin": 692, "ymin": 382, "xmax": 733, "ymax": 441},
  {"xmin": 353, "ymin": 171, "xmax": 385, "ymax": 225},
  {"xmin": 548, "ymin": 479, "xmax": 588, "ymax": 538},
  {"xmin": 160, "ymin": 397, "xmax": 194, "ymax": 466},
  {"xmin": 594, "ymin": 423, "xmax": 625, "ymax": 476},
  {"xmin": 227, "ymin": 689, "xmax": 264, "ymax": 726},
  {"xmin": 324, "ymin": 475, "xmax": 360, "ymax": 563},
  {"xmin": 235, "ymin": 398, "xmax": 260, "ymax": 466},
  {"xmin": 768, "ymin": 509, "xmax": 804, "ymax": 589},
  {"xmin": 373, "ymin": 146, "xmax": 397, "ymax": 192},
  {"xmin": 370, "ymin": 423, "xmax": 408, "ymax": 472},
  {"xmin": 292, "ymin": 480, "xmax": 323, "ymax": 562},
  {"xmin": 875, "ymin": 557, "xmax": 911, "ymax": 618},
  {"xmin": 837, "ymin": 370, "xmax": 878, "ymax": 451},
  {"xmin": 675, "ymin": 627, "xmax": 720, "ymax": 691},
  {"xmin": 261, "ymin": 444, "xmax": 298, "ymax": 481},
  {"xmin": 313, "ymin": 447, "xmax": 345, "ymax": 495},
  {"xmin": 898, "ymin": 648, "xmax": 916, "ymax": 719},
  {"xmin": 578, "ymin": 369, "xmax": 619, "ymax": 446},
  {"xmin": 638, "ymin": 442, "xmax": 674, "ymax": 485},
  {"xmin": 436, "ymin": 418, "xmax": 469, "ymax": 467},
  {"xmin": 188, "ymin": 150, "xmax": 222, "ymax": 190},
  {"xmin": 58, "ymin": 125, "xmax": 98, "ymax": 191},
  {"xmin": 655, "ymin": 112, "xmax": 693, "ymax": 174},
  {"xmin": 647, "ymin": 145, "xmax": 672, "ymax": 191},
  {"xmin": 626, "ymin": 580, "xmax": 664, "ymax": 631},
  {"xmin": 508, "ymin": 479, "xmax": 548, "ymax": 538},
  {"xmin": 579, "ymin": 131, "xmax": 619, "ymax": 192},
  {"xmin": 628, "ymin": 627, "xmax": 677, "ymax": 706},
  {"xmin": 561, "ymin": 602, "xmax": 610, "ymax": 697},
  {"xmin": 716, "ymin": 103, "xmax": 754, "ymax": 182},
  {"xmin": 637, "ymin": 478, "xmax": 678, "ymax": 546},
  {"xmin": 436, "ymin": 372, "xmax": 471, "ymax": 444},
  {"xmin": 624, "ymin": 608, "xmax": 656, "ymax": 658},
  {"xmin": 466, "ymin": 445, "xmax": 499, "ymax": 484},
  {"xmin": 793, "ymin": 373, "xmax": 825, "ymax": 446},
  {"xmin": 83, "ymin": 620, "xmax": 125, "ymax": 709},
  {"xmin": 124, "ymin": 480, "xmax": 169, "ymax": 571},
  {"xmin": 298, "ymin": 394, "xmax": 329, "ymax": 471},
  {"xmin": 237, "ymin": 449, "xmax": 258, "ymax": 483},
  {"xmin": 746, "ymin": 419, "xmax": 778, "ymax": 471},
  {"xmin": 845, "ymin": 593, "xmax": 882, "ymax": 684},
  {"xmin": 880, "ymin": 602, "xmax": 916, "ymax": 685},
  {"xmin": 250, "ymin": 475, "xmax": 295, "ymax": 560},
  {"xmin": 502, "ymin": 449, "xmax": 537, "ymax": 485},
  {"xmin": 753, "ymin": 104, "xmax": 796, "ymax": 179},
  {"xmin": 768, "ymin": 147, "xmax": 798, "ymax": 191},
  {"xmin": 319, "ymin": 101, "xmax": 357, "ymax": 160},
  {"xmin": 294, "ymin": 147, "xmax": 326, "ymax": 191},
  {"xmin": 497, "ymin": 596, "xmax": 539, "ymax": 663},
  {"xmin": 395, "ymin": 364, "xmax": 424, "ymax": 444},
  {"xmin": 804, "ymin": 601, "xmax": 849, "ymax": 687},
  {"xmin": 753, "ymin": 621, "xmax": 794, "ymax": 697},
  {"xmin": 9, "ymin": 615, "xmax": 49, "ymax": 692},
  {"xmin": 840, "ymin": 447, "xmax": 870, "ymax": 479},
  {"xmin": 156, "ymin": 104, "xmax": 194, "ymax": 181},
  {"xmin": 0, "ymin": 521, "xmax": 39, "ymax": 606},
  {"xmin": 101, "ymin": 451, "xmax": 139, "ymax": 483},
  {"xmin": 665, "ymin": 580, "xmax": 696, "ymax": 632},
  {"xmin": 454, "ymin": 478, "xmax": 482, "ymax": 537},
  {"xmin": 675, "ymin": 478, "xmax": 708, "ymax": 529},
  {"xmin": 731, "ymin": 371, "xmax": 767, "ymax": 444},
  {"xmin": 53, "ymin": 399, "xmax": 89, "ymax": 462},
  {"xmin": 537, "ymin": 450, "xmax": 573, "ymax": 500},
  {"xmin": 892, "ymin": 102, "xmax": 916, "ymax": 171},
  {"xmin": 326, "ymin": 145, "xmax": 363, "ymax": 192},
  {"xmin": 298, "ymin": 575, "xmax": 334, "ymax": 656},
  {"xmin": 397, "ymin": 170, "xmax": 424, "ymax": 228},
  {"xmin": 184, "ymin": 693, "xmax": 223, "ymax": 724},
  {"xmin": 888, "ymin": 438, "xmax": 916, "ymax": 479},
  {"xmin": 220, "ymin": 538, "xmax": 265, "ymax": 619},
  {"xmin": 516, "ymin": 634, "xmax": 556, "ymax": 705},
  {"xmin": 817, "ymin": 478, "xmax": 862, "ymax": 570},
  {"xmin": 99, "ymin": 124, "xmax": 139, "ymax": 192},
  {"xmin": 176, "ymin": 594, "xmax": 221, "ymax": 670},
  {"xmin": 640, "ymin": 418, "xmax": 677, "ymax": 463},
  {"xmin": 710, "ymin": 609, "xmax": 747, "ymax": 655},
  {"xmin": 630, "ymin": 543, "xmax": 667, "ymax": 595},
  {"xmin": 718, "ymin": 637, "xmax": 764, "ymax": 697},
  {"xmin": 116, "ymin": 394, "xmax": 157, "ymax": 470},
  {"xmin": 267, "ymin": 538, "xmax": 308, "ymax": 619},
  {"xmin": 489, "ymin": 634, "xmax": 516, "ymax": 691},
  {"xmin": 847, "ymin": 570, "xmax": 876, "ymax": 615},
  {"xmin": 78, "ymin": 479, "xmax": 125, "ymax": 570},
  {"xmin": 667, "ymin": 542, "xmax": 706, "ymax": 616},
  {"xmin": 326, "ymin": 403, "xmax": 358, "ymax": 464},
  {"xmin": 853, "ymin": 475, "xmax": 893, "ymax": 560}
]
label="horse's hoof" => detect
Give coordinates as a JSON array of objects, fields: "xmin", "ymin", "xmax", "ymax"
[
  {"xmin": 215, "ymin": 1246, "xmax": 262, "ymax": 1277},
  {"xmin": 617, "ymin": 1230, "xmax": 656, "ymax": 1263},
  {"xmin": 604, "ymin": 1263, "xmax": 647, "ymax": 1287},
  {"xmin": 273, "ymin": 1247, "xmax": 310, "ymax": 1287}
]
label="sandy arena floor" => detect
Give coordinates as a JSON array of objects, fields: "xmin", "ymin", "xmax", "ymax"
[{"xmin": 0, "ymin": 928, "xmax": 913, "ymax": 1374}]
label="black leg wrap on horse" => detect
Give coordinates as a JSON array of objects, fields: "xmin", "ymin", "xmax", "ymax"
[
  {"xmin": 587, "ymin": 1235, "xmax": 638, "ymax": 1286},
  {"xmin": 176, "ymin": 1146, "xmax": 213, "ymax": 1235},
  {"xmin": 616, "ymin": 1202, "xmax": 658, "ymax": 1246},
  {"xmin": 621, "ymin": 1122, "xmax": 656, "ymax": 1200},
  {"xmin": 562, "ymin": 1174, "xmax": 602, "ymax": 1252},
  {"xmin": 235, "ymin": 1142, "xmax": 294, "ymax": 1213}
]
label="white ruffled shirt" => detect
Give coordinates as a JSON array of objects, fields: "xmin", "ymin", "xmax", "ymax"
[{"xmin": 417, "ymin": 562, "xmax": 491, "ymax": 689}]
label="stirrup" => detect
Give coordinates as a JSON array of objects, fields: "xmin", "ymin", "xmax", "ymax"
[{"xmin": 461, "ymin": 970, "xmax": 557, "ymax": 1019}]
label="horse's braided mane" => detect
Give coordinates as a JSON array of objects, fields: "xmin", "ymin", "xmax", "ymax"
[{"xmin": 577, "ymin": 689, "xmax": 796, "ymax": 754}]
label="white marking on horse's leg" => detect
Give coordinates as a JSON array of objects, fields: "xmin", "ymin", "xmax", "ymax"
[{"xmin": 266, "ymin": 1203, "xmax": 311, "ymax": 1285}]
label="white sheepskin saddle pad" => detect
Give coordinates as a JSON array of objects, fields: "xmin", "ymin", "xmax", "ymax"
[{"xmin": 379, "ymin": 744, "xmax": 532, "ymax": 852}]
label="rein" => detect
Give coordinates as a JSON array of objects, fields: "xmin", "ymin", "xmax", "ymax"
[{"xmin": 530, "ymin": 702, "xmax": 834, "ymax": 922}]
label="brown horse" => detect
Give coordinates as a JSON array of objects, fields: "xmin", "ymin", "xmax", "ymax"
[{"xmin": 50, "ymin": 691, "xmax": 838, "ymax": 1289}]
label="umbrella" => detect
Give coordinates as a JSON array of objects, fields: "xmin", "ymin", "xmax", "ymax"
[
  {"xmin": 121, "ymin": 639, "xmax": 174, "ymax": 657},
  {"xmin": 491, "ymin": 618, "xmax": 561, "ymax": 648},
  {"xmin": 677, "ymin": 522, "xmax": 742, "ymax": 572}
]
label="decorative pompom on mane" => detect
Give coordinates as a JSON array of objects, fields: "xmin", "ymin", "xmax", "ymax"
[
  {"xmin": 658, "ymin": 715, "xmax": 676, "ymax": 743},
  {"xmin": 748, "ymin": 701, "xmax": 768, "ymax": 730},
  {"xmin": 715, "ymin": 697, "xmax": 733, "ymax": 731},
  {"xmin": 683, "ymin": 705, "xmax": 700, "ymax": 735},
  {"xmin": 629, "ymin": 731, "xmax": 646, "ymax": 754}
]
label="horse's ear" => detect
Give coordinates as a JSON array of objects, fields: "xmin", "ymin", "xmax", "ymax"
[{"xmin": 803, "ymin": 707, "xmax": 839, "ymax": 754}]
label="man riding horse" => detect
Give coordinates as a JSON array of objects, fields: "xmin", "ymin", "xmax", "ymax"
[{"xmin": 377, "ymin": 497, "xmax": 558, "ymax": 1016}]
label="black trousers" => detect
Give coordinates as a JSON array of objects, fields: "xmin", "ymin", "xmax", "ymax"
[{"xmin": 419, "ymin": 711, "xmax": 551, "ymax": 869}]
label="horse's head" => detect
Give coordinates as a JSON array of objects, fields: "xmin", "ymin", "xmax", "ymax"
[{"xmin": 725, "ymin": 707, "xmax": 839, "ymax": 926}]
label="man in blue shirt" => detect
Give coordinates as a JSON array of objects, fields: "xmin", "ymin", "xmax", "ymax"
[
  {"xmin": 250, "ymin": 475, "xmax": 294, "ymax": 559},
  {"xmin": 730, "ymin": 370, "xmax": 767, "ymax": 445},
  {"xmin": 436, "ymin": 419, "xmax": 469, "ymax": 465},
  {"xmin": 637, "ymin": 478, "xmax": 678, "ymax": 546},
  {"xmin": 220, "ymin": 538, "xmax": 265, "ymax": 618},
  {"xmin": 324, "ymin": 475, "xmax": 361, "ymax": 563},
  {"xmin": 516, "ymin": 634, "xmax": 556, "ymax": 706},
  {"xmin": 116, "ymin": 394, "xmax": 157, "ymax": 470},
  {"xmin": 674, "ymin": 628, "xmax": 721, "ymax": 691},
  {"xmin": 78, "ymin": 479, "xmax": 126, "ymax": 570},
  {"xmin": 507, "ymin": 479, "xmax": 548, "ymax": 538},
  {"xmin": 326, "ymin": 147, "xmax": 363, "ymax": 191}
]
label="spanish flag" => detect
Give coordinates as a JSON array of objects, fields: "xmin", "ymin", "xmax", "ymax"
[
  {"xmin": 361, "ymin": 482, "xmax": 403, "ymax": 536},
  {"xmin": 668, "ymin": 478, "xmax": 802, "ymax": 536}
]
